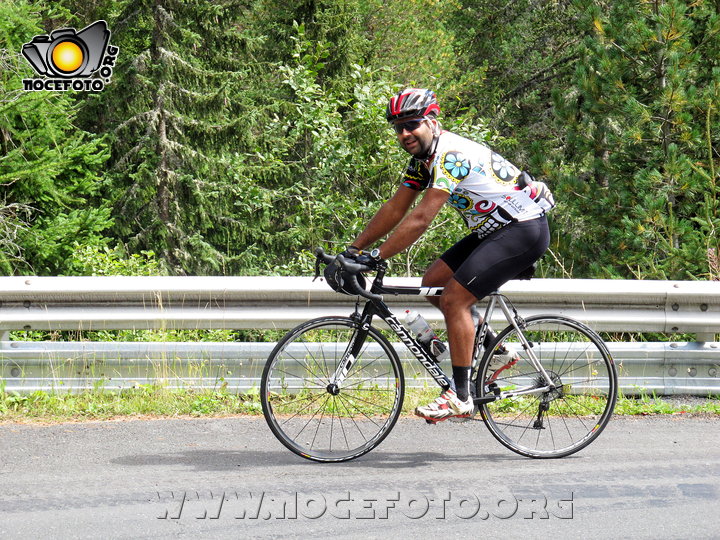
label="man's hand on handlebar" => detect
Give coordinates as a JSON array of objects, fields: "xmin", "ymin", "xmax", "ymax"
[
  {"xmin": 354, "ymin": 250, "xmax": 384, "ymax": 271},
  {"xmin": 315, "ymin": 246, "xmax": 385, "ymax": 300},
  {"xmin": 341, "ymin": 245, "xmax": 361, "ymax": 260}
]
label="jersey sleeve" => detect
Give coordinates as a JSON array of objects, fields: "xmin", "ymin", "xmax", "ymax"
[{"xmin": 401, "ymin": 158, "xmax": 431, "ymax": 191}]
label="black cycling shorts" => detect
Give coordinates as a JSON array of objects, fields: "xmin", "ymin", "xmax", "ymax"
[{"xmin": 440, "ymin": 215, "xmax": 550, "ymax": 300}]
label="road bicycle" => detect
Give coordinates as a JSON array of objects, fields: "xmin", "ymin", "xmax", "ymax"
[{"xmin": 260, "ymin": 248, "xmax": 618, "ymax": 462}]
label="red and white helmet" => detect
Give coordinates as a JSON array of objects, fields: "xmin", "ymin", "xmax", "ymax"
[{"xmin": 386, "ymin": 88, "xmax": 440, "ymax": 122}]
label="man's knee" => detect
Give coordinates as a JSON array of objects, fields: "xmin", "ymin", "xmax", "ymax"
[
  {"xmin": 439, "ymin": 289, "xmax": 460, "ymax": 314},
  {"xmin": 439, "ymin": 279, "xmax": 477, "ymax": 314}
]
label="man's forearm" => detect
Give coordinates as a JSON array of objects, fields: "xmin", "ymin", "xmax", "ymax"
[
  {"xmin": 351, "ymin": 187, "xmax": 418, "ymax": 250},
  {"xmin": 377, "ymin": 187, "xmax": 449, "ymax": 259},
  {"xmin": 376, "ymin": 213, "xmax": 431, "ymax": 259},
  {"xmin": 352, "ymin": 202, "xmax": 405, "ymax": 250}
]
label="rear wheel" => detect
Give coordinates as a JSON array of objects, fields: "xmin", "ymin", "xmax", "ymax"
[
  {"xmin": 477, "ymin": 315, "xmax": 617, "ymax": 458},
  {"xmin": 261, "ymin": 316, "xmax": 404, "ymax": 462}
]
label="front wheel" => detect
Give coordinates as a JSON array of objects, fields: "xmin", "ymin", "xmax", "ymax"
[
  {"xmin": 261, "ymin": 316, "xmax": 405, "ymax": 462},
  {"xmin": 477, "ymin": 315, "xmax": 617, "ymax": 458}
]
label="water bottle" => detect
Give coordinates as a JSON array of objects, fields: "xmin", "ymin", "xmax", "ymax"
[{"xmin": 404, "ymin": 310, "xmax": 450, "ymax": 362}]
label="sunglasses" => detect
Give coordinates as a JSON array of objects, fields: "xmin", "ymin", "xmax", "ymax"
[{"xmin": 392, "ymin": 119, "xmax": 426, "ymax": 134}]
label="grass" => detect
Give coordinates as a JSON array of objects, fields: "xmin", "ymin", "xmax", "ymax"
[
  {"xmin": 613, "ymin": 392, "xmax": 720, "ymax": 415},
  {"xmin": 1, "ymin": 386, "xmax": 718, "ymax": 424},
  {"xmin": 0, "ymin": 386, "xmax": 262, "ymax": 423}
]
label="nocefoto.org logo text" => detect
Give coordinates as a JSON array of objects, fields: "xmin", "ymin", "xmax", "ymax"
[{"xmin": 21, "ymin": 20, "xmax": 119, "ymax": 92}]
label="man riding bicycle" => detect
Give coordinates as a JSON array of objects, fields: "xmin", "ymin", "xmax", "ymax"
[{"xmin": 326, "ymin": 88, "xmax": 555, "ymax": 421}]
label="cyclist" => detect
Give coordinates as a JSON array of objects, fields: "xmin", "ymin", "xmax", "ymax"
[{"xmin": 328, "ymin": 88, "xmax": 554, "ymax": 422}]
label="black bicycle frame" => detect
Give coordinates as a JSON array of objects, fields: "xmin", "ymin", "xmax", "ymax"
[
  {"xmin": 324, "ymin": 252, "xmax": 499, "ymax": 400},
  {"xmin": 334, "ymin": 266, "xmax": 452, "ymax": 390},
  {"xmin": 322, "ymin": 249, "xmax": 562, "ymax": 410},
  {"xmin": 352, "ymin": 297, "xmax": 453, "ymax": 390}
]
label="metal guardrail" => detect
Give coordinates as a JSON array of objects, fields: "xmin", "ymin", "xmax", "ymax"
[
  {"xmin": 0, "ymin": 276, "xmax": 719, "ymax": 395},
  {"xmin": 1, "ymin": 340, "xmax": 718, "ymax": 396}
]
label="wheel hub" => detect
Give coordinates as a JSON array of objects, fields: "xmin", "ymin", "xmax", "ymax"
[{"xmin": 539, "ymin": 370, "xmax": 564, "ymax": 401}]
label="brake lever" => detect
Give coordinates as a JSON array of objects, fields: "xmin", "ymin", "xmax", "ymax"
[
  {"xmin": 313, "ymin": 247, "xmax": 336, "ymax": 281},
  {"xmin": 313, "ymin": 255, "xmax": 321, "ymax": 282},
  {"xmin": 313, "ymin": 248, "xmax": 382, "ymax": 300},
  {"xmin": 336, "ymin": 255, "xmax": 383, "ymax": 301}
]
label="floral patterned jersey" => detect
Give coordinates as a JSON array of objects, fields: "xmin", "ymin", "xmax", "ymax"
[{"xmin": 402, "ymin": 131, "xmax": 555, "ymax": 238}]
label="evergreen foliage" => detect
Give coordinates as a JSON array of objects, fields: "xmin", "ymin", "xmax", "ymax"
[
  {"xmin": 446, "ymin": 0, "xmax": 581, "ymax": 154},
  {"xmin": 0, "ymin": 0, "xmax": 718, "ymax": 280},
  {"xmin": 552, "ymin": 0, "xmax": 720, "ymax": 279},
  {"xmin": 0, "ymin": 0, "xmax": 112, "ymax": 275},
  {"xmin": 87, "ymin": 0, "xmax": 262, "ymax": 274}
]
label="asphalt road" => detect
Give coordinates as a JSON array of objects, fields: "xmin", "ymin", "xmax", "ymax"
[{"xmin": 1, "ymin": 414, "xmax": 718, "ymax": 539}]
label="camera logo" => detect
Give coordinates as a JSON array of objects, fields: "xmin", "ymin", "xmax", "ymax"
[{"xmin": 22, "ymin": 20, "xmax": 119, "ymax": 92}]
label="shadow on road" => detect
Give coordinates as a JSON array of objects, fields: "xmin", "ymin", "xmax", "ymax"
[{"xmin": 110, "ymin": 447, "xmax": 520, "ymax": 471}]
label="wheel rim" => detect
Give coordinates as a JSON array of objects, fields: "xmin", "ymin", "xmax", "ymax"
[
  {"xmin": 262, "ymin": 319, "xmax": 403, "ymax": 462},
  {"xmin": 479, "ymin": 317, "xmax": 617, "ymax": 458}
]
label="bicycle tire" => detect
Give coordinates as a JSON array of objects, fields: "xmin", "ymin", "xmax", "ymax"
[
  {"xmin": 477, "ymin": 315, "xmax": 617, "ymax": 458},
  {"xmin": 261, "ymin": 316, "xmax": 405, "ymax": 462}
]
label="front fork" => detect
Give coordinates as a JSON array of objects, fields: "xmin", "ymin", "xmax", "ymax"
[{"xmin": 327, "ymin": 304, "xmax": 374, "ymax": 391}]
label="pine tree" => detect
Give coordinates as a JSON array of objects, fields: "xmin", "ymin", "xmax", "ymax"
[
  {"xmin": 0, "ymin": 0, "xmax": 112, "ymax": 275},
  {"xmin": 87, "ymin": 0, "xmax": 262, "ymax": 274},
  {"xmin": 552, "ymin": 0, "xmax": 720, "ymax": 279},
  {"xmin": 235, "ymin": 0, "xmax": 467, "ymax": 275}
]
